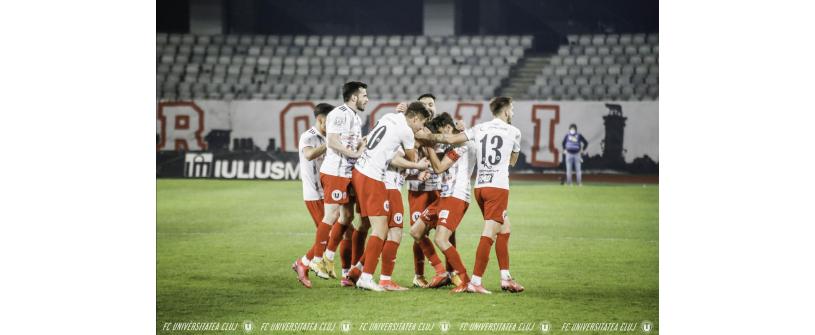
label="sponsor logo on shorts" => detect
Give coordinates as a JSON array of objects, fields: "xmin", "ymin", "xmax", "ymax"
[
  {"xmin": 411, "ymin": 211, "xmax": 421, "ymax": 222},
  {"xmin": 502, "ymin": 210, "xmax": 508, "ymax": 220},
  {"xmin": 439, "ymin": 210, "xmax": 450, "ymax": 219},
  {"xmin": 384, "ymin": 200, "xmax": 390, "ymax": 212},
  {"xmin": 331, "ymin": 189, "xmax": 343, "ymax": 201},
  {"xmin": 394, "ymin": 213, "xmax": 403, "ymax": 224}
]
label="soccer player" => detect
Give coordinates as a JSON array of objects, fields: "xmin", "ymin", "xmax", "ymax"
[
  {"xmin": 349, "ymin": 102, "xmax": 431, "ymax": 291},
  {"xmin": 399, "ymin": 94, "xmax": 461, "ymax": 288},
  {"xmin": 309, "ymin": 82, "xmax": 368, "ymax": 280},
  {"xmin": 376, "ymin": 149, "xmax": 415, "ymax": 291},
  {"xmin": 291, "ymin": 103, "xmax": 333, "ymax": 288},
  {"xmin": 409, "ymin": 113, "xmax": 475, "ymax": 290},
  {"xmin": 414, "ymin": 97, "xmax": 525, "ymax": 294}
]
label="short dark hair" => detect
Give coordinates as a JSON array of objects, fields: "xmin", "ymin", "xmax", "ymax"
[
  {"xmin": 404, "ymin": 101, "xmax": 431, "ymax": 120},
  {"xmin": 569, "ymin": 123, "xmax": 577, "ymax": 130},
  {"xmin": 417, "ymin": 93, "xmax": 436, "ymax": 101},
  {"xmin": 427, "ymin": 112, "xmax": 456, "ymax": 133},
  {"xmin": 342, "ymin": 81, "xmax": 368, "ymax": 102},
  {"xmin": 313, "ymin": 103, "xmax": 334, "ymax": 117},
  {"xmin": 489, "ymin": 96, "xmax": 513, "ymax": 116}
]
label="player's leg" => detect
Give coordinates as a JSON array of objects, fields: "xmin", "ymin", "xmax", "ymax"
[
  {"xmin": 565, "ymin": 153, "xmax": 573, "ymax": 185},
  {"xmin": 407, "ymin": 191, "xmax": 427, "ymax": 285},
  {"xmin": 410, "ymin": 209, "xmax": 447, "ymax": 287},
  {"xmin": 469, "ymin": 188, "xmax": 506, "ymax": 293},
  {"xmin": 379, "ymin": 190, "xmax": 408, "ymax": 290},
  {"xmin": 379, "ymin": 227, "xmax": 408, "ymax": 291},
  {"xmin": 357, "ymin": 215, "xmax": 388, "ymax": 291},
  {"xmin": 310, "ymin": 175, "xmax": 346, "ymax": 278},
  {"xmin": 346, "ymin": 215, "xmax": 369, "ymax": 284},
  {"xmin": 321, "ymin": 203, "xmax": 353, "ymax": 278},
  {"xmin": 468, "ymin": 220, "xmax": 500, "ymax": 294},
  {"xmin": 339, "ymin": 222, "xmax": 355, "ymax": 287},
  {"xmin": 293, "ymin": 200, "xmax": 323, "ymax": 288},
  {"xmin": 496, "ymin": 216, "xmax": 524, "ymax": 292},
  {"xmin": 433, "ymin": 225, "xmax": 470, "ymax": 291}
]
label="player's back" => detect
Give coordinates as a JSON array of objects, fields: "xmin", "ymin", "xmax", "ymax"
[
  {"xmin": 320, "ymin": 104, "xmax": 362, "ymax": 178},
  {"xmin": 355, "ymin": 112, "xmax": 414, "ymax": 181},
  {"xmin": 466, "ymin": 119, "xmax": 521, "ymax": 190}
]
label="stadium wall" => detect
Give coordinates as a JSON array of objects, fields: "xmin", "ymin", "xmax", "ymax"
[{"xmin": 156, "ymin": 100, "xmax": 657, "ymax": 179}]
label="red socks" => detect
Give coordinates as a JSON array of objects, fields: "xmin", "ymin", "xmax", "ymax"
[
  {"xmin": 340, "ymin": 227, "xmax": 353, "ymax": 269},
  {"xmin": 445, "ymin": 232, "xmax": 457, "ymax": 272},
  {"xmin": 380, "ymin": 240, "xmax": 399, "ymax": 276},
  {"xmin": 496, "ymin": 233, "xmax": 510, "ymax": 270},
  {"xmin": 473, "ymin": 236, "xmax": 494, "ymax": 277},
  {"xmin": 351, "ymin": 227, "xmax": 367, "ymax": 265},
  {"xmin": 413, "ymin": 241, "xmax": 425, "ymax": 276},
  {"xmin": 362, "ymin": 236, "xmax": 385, "ymax": 275},
  {"xmin": 312, "ymin": 221, "xmax": 332, "ymax": 258},
  {"xmin": 442, "ymin": 246, "xmax": 470, "ymax": 283},
  {"xmin": 418, "ymin": 237, "xmax": 445, "ymax": 275},
  {"xmin": 326, "ymin": 222, "xmax": 347, "ymax": 253}
]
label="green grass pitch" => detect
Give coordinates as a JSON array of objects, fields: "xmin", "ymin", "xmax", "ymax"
[{"xmin": 157, "ymin": 179, "xmax": 658, "ymax": 334}]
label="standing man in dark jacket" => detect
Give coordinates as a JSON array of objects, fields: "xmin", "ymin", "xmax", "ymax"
[{"xmin": 562, "ymin": 124, "xmax": 589, "ymax": 186}]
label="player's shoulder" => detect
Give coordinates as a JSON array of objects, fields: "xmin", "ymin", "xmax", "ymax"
[
  {"xmin": 509, "ymin": 124, "xmax": 521, "ymax": 135},
  {"xmin": 329, "ymin": 104, "xmax": 350, "ymax": 116}
]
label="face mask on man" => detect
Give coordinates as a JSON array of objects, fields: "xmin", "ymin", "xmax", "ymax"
[{"xmin": 569, "ymin": 129, "xmax": 576, "ymax": 135}]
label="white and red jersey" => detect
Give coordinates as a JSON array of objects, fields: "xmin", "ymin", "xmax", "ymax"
[
  {"xmin": 354, "ymin": 112, "xmax": 415, "ymax": 182},
  {"xmin": 407, "ymin": 143, "xmax": 444, "ymax": 192},
  {"xmin": 384, "ymin": 148, "xmax": 407, "ymax": 191},
  {"xmin": 439, "ymin": 141, "xmax": 477, "ymax": 202},
  {"xmin": 299, "ymin": 126, "xmax": 325, "ymax": 201},
  {"xmin": 464, "ymin": 118, "xmax": 522, "ymax": 190},
  {"xmin": 320, "ymin": 104, "xmax": 363, "ymax": 178}
]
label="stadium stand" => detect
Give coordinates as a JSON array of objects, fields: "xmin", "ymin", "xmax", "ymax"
[
  {"xmin": 156, "ymin": 33, "xmax": 656, "ymax": 101},
  {"xmin": 157, "ymin": 34, "xmax": 533, "ymax": 101},
  {"xmin": 518, "ymin": 33, "xmax": 658, "ymax": 100}
]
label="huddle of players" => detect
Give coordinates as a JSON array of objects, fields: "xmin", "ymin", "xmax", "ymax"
[{"xmin": 292, "ymin": 81, "xmax": 525, "ymax": 294}]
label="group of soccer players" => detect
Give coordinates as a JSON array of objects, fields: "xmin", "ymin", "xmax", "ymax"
[{"xmin": 291, "ymin": 81, "xmax": 525, "ymax": 294}]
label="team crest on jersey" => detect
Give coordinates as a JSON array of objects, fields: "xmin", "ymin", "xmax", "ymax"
[
  {"xmin": 331, "ymin": 190, "xmax": 343, "ymax": 201},
  {"xmin": 394, "ymin": 213, "xmax": 403, "ymax": 224},
  {"xmin": 334, "ymin": 117, "xmax": 345, "ymax": 126},
  {"xmin": 383, "ymin": 200, "xmax": 390, "ymax": 212},
  {"xmin": 411, "ymin": 211, "xmax": 421, "ymax": 222}
]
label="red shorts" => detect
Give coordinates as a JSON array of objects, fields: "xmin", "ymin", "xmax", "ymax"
[
  {"xmin": 435, "ymin": 197, "xmax": 469, "ymax": 231},
  {"xmin": 387, "ymin": 189, "xmax": 404, "ymax": 228},
  {"xmin": 320, "ymin": 173, "xmax": 353, "ymax": 205},
  {"xmin": 351, "ymin": 169, "xmax": 389, "ymax": 217},
  {"xmin": 408, "ymin": 190, "xmax": 440, "ymax": 226},
  {"xmin": 304, "ymin": 200, "xmax": 324, "ymax": 228},
  {"xmin": 420, "ymin": 197, "xmax": 442, "ymax": 228},
  {"xmin": 474, "ymin": 187, "xmax": 509, "ymax": 224}
]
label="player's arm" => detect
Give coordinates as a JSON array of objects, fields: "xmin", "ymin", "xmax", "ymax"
[
  {"xmin": 510, "ymin": 128, "xmax": 521, "ymax": 167},
  {"xmin": 509, "ymin": 152, "xmax": 520, "ymax": 167},
  {"xmin": 303, "ymin": 144, "xmax": 327, "ymax": 161},
  {"xmin": 414, "ymin": 128, "xmax": 469, "ymax": 145},
  {"xmin": 326, "ymin": 133, "xmax": 363, "ymax": 158},
  {"xmin": 390, "ymin": 149, "xmax": 428, "ymax": 170},
  {"xmin": 424, "ymin": 146, "xmax": 456, "ymax": 174}
]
